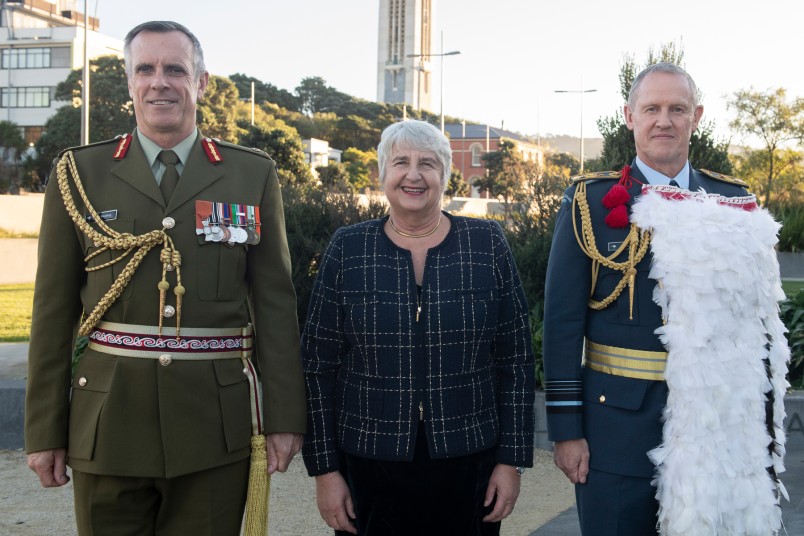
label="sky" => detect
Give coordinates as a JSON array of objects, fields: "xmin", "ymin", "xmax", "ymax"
[{"xmin": 92, "ymin": 0, "xmax": 803, "ymax": 147}]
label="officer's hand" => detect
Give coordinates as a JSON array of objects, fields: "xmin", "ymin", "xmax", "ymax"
[
  {"xmin": 482, "ymin": 464, "xmax": 521, "ymax": 522},
  {"xmin": 315, "ymin": 471, "xmax": 357, "ymax": 534},
  {"xmin": 553, "ymin": 438, "xmax": 590, "ymax": 484},
  {"xmin": 265, "ymin": 432, "xmax": 303, "ymax": 474},
  {"xmin": 27, "ymin": 448, "xmax": 70, "ymax": 488}
]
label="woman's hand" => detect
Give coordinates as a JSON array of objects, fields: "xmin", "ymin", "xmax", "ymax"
[
  {"xmin": 482, "ymin": 463, "xmax": 522, "ymax": 522},
  {"xmin": 315, "ymin": 471, "xmax": 357, "ymax": 534}
]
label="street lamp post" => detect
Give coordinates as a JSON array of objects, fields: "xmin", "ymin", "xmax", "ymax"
[
  {"xmin": 554, "ymin": 83, "xmax": 597, "ymax": 173},
  {"xmin": 407, "ymin": 32, "xmax": 460, "ymax": 133}
]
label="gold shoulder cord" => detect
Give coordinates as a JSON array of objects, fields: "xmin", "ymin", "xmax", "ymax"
[
  {"xmin": 57, "ymin": 151, "xmax": 184, "ymax": 338},
  {"xmin": 570, "ymin": 180, "xmax": 651, "ymax": 319}
]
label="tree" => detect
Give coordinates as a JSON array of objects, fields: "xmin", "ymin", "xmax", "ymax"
[
  {"xmin": 197, "ymin": 75, "xmax": 243, "ymax": 142},
  {"xmin": 29, "ymin": 55, "xmax": 134, "ymax": 183},
  {"xmin": 229, "ymin": 73, "xmax": 301, "ymax": 111},
  {"xmin": 315, "ymin": 161, "xmax": 351, "ymax": 191},
  {"xmin": 591, "ymin": 42, "xmax": 732, "ymax": 174},
  {"xmin": 728, "ymin": 87, "xmax": 804, "ymax": 206},
  {"xmin": 342, "ymin": 147, "xmax": 377, "ymax": 191},
  {"xmin": 295, "ymin": 76, "xmax": 350, "ymax": 116},
  {"xmin": 332, "ymin": 115, "xmax": 380, "ymax": 152},
  {"xmin": 445, "ymin": 167, "xmax": 469, "ymax": 197},
  {"xmin": 731, "ymin": 146, "xmax": 804, "ymax": 206},
  {"xmin": 239, "ymin": 125, "xmax": 313, "ymax": 185},
  {"xmin": 55, "ymin": 55, "xmax": 134, "ymax": 140},
  {"xmin": 476, "ymin": 140, "xmax": 529, "ymax": 217},
  {"xmin": 547, "ymin": 152, "xmax": 580, "ymax": 176},
  {"xmin": 0, "ymin": 120, "xmax": 27, "ymax": 193}
]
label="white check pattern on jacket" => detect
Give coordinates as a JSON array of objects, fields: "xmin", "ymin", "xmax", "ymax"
[{"xmin": 301, "ymin": 214, "xmax": 536, "ymax": 476}]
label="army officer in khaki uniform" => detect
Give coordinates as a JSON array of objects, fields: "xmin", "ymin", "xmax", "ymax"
[{"xmin": 25, "ymin": 21, "xmax": 306, "ymax": 535}]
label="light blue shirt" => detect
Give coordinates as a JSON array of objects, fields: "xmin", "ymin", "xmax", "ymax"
[
  {"xmin": 137, "ymin": 128, "xmax": 198, "ymax": 185},
  {"xmin": 635, "ymin": 156, "xmax": 689, "ymax": 189}
]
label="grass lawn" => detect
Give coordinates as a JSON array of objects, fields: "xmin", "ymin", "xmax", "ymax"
[
  {"xmin": 0, "ymin": 283, "xmax": 33, "ymax": 342},
  {"xmin": 783, "ymin": 280, "xmax": 804, "ymax": 297}
]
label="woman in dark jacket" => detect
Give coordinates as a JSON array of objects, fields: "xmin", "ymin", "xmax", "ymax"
[{"xmin": 301, "ymin": 119, "xmax": 535, "ymax": 535}]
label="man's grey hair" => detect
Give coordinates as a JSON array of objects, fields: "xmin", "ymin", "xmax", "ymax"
[
  {"xmin": 377, "ymin": 120, "xmax": 452, "ymax": 188},
  {"xmin": 627, "ymin": 62, "xmax": 700, "ymax": 108},
  {"xmin": 123, "ymin": 21, "xmax": 206, "ymax": 80}
]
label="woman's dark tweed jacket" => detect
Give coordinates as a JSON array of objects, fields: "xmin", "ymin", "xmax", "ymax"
[{"xmin": 301, "ymin": 213, "xmax": 536, "ymax": 476}]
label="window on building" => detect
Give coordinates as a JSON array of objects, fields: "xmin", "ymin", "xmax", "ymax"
[
  {"xmin": 1, "ymin": 87, "xmax": 53, "ymax": 108},
  {"xmin": 2, "ymin": 47, "xmax": 50, "ymax": 68},
  {"xmin": 471, "ymin": 143, "xmax": 483, "ymax": 167},
  {"xmin": 50, "ymin": 47, "xmax": 71, "ymax": 68}
]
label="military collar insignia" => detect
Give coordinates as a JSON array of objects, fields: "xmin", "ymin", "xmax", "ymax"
[
  {"xmin": 112, "ymin": 133, "xmax": 133, "ymax": 160},
  {"xmin": 202, "ymin": 137, "xmax": 223, "ymax": 164}
]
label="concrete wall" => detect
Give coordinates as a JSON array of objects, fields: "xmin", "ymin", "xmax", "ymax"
[
  {"xmin": 0, "ymin": 239, "xmax": 38, "ymax": 284},
  {"xmin": 0, "ymin": 194, "xmax": 44, "ymax": 234}
]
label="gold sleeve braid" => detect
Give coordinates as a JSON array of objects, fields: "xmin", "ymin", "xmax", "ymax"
[
  {"xmin": 570, "ymin": 180, "xmax": 651, "ymax": 319},
  {"xmin": 56, "ymin": 150, "xmax": 184, "ymax": 338}
]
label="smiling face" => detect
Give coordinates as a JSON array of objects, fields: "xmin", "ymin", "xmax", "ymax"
[
  {"xmin": 127, "ymin": 30, "xmax": 208, "ymax": 147},
  {"xmin": 624, "ymin": 71, "xmax": 703, "ymax": 177},
  {"xmin": 383, "ymin": 145, "xmax": 445, "ymax": 221}
]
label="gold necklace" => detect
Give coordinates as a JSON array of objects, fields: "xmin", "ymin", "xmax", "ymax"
[{"xmin": 389, "ymin": 214, "xmax": 442, "ymax": 238}]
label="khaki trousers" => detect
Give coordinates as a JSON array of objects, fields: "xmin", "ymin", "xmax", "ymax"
[{"xmin": 72, "ymin": 458, "xmax": 249, "ymax": 536}]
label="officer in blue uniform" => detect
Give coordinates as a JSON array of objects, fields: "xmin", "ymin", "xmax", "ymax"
[{"xmin": 543, "ymin": 62, "xmax": 748, "ymax": 534}]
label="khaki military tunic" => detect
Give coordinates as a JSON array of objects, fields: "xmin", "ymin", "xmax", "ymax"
[{"xmin": 25, "ymin": 132, "xmax": 306, "ymax": 479}]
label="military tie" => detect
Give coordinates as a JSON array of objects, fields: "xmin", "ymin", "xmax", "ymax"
[
  {"xmin": 158, "ymin": 150, "xmax": 180, "ymax": 203},
  {"xmin": 669, "ymin": 179, "xmax": 680, "ymax": 188}
]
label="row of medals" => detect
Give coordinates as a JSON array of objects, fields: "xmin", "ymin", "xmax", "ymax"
[{"xmin": 202, "ymin": 219, "xmax": 260, "ymax": 245}]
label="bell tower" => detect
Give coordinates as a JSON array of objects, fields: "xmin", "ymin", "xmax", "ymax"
[{"xmin": 377, "ymin": 0, "xmax": 433, "ymax": 111}]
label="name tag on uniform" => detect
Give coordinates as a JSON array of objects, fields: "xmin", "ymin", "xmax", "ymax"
[
  {"xmin": 85, "ymin": 210, "xmax": 118, "ymax": 222},
  {"xmin": 608, "ymin": 241, "xmax": 623, "ymax": 252}
]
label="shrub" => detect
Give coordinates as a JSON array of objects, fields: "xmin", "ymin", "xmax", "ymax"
[
  {"xmin": 782, "ymin": 289, "xmax": 804, "ymax": 388},
  {"xmin": 771, "ymin": 203, "xmax": 804, "ymax": 253},
  {"xmin": 283, "ymin": 183, "xmax": 387, "ymax": 327}
]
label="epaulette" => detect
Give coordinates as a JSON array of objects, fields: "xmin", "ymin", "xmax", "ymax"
[
  {"xmin": 212, "ymin": 137, "xmax": 275, "ymax": 162},
  {"xmin": 571, "ymin": 170, "xmax": 622, "ymax": 183},
  {"xmin": 56, "ymin": 136, "xmax": 122, "ymax": 159},
  {"xmin": 699, "ymin": 169, "xmax": 748, "ymax": 187}
]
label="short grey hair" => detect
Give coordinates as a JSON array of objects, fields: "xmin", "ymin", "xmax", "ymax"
[
  {"xmin": 123, "ymin": 21, "xmax": 206, "ymax": 80},
  {"xmin": 377, "ymin": 120, "xmax": 452, "ymax": 188},
  {"xmin": 627, "ymin": 62, "xmax": 700, "ymax": 108}
]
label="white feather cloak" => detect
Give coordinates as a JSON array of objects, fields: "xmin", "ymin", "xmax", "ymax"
[{"xmin": 630, "ymin": 186, "xmax": 789, "ymax": 536}]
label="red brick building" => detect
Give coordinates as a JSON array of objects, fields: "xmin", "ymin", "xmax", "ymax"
[{"xmin": 444, "ymin": 123, "xmax": 542, "ymax": 198}]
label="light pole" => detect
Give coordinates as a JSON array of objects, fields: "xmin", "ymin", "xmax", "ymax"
[
  {"xmin": 407, "ymin": 32, "xmax": 460, "ymax": 133},
  {"xmin": 554, "ymin": 83, "xmax": 597, "ymax": 173},
  {"xmin": 80, "ymin": 0, "xmax": 89, "ymax": 145}
]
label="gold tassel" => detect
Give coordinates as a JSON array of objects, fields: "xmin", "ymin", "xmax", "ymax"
[{"xmin": 243, "ymin": 434, "xmax": 270, "ymax": 536}]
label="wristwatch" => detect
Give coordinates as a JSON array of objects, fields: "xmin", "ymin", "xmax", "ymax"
[{"xmin": 515, "ymin": 466, "xmax": 526, "ymax": 476}]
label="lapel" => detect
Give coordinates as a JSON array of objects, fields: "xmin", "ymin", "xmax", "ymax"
[
  {"xmin": 166, "ymin": 136, "xmax": 225, "ymax": 213},
  {"xmin": 688, "ymin": 166, "xmax": 705, "ymax": 192},
  {"xmin": 627, "ymin": 160, "xmax": 649, "ymax": 205},
  {"xmin": 110, "ymin": 134, "xmax": 164, "ymax": 208}
]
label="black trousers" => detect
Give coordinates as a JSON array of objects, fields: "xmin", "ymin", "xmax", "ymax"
[
  {"xmin": 337, "ymin": 422, "xmax": 500, "ymax": 536},
  {"xmin": 575, "ymin": 467, "xmax": 659, "ymax": 535}
]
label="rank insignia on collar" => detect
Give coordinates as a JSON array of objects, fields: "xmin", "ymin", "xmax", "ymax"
[
  {"xmin": 112, "ymin": 133, "xmax": 132, "ymax": 160},
  {"xmin": 202, "ymin": 137, "xmax": 223, "ymax": 164}
]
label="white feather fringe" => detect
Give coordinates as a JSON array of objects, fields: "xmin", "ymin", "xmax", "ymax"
[{"xmin": 631, "ymin": 187, "xmax": 790, "ymax": 536}]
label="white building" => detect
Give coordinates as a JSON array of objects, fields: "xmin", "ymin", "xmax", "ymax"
[
  {"xmin": 376, "ymin": 0, "xmax": 433, "ymax": 111},
  {"xmin": 303, "ymin": 138, "xmax": 343, "ymax": 172},
  {"xmin": 0, "ymin": 0, "xmax": 122, "ymax": 145}
]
